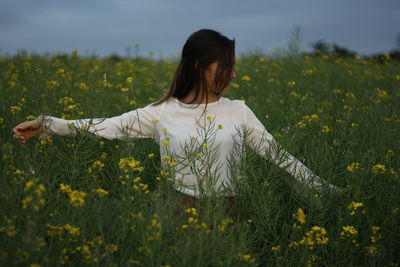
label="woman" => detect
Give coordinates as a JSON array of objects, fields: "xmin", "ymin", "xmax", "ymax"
[{"xmin": 13, "ymin": 29, "xmax": 338, "ymax": 203}]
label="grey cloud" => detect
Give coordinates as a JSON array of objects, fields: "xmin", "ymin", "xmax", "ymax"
[{"xmin": 0, "ymin": 0, "xmax": 399, "ymax": 56}]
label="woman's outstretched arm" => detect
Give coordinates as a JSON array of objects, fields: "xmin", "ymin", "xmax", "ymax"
[
  {"xmin": 243, "ymin": 104, "xmax": 340, "ymax": 193},
  {"xmin": 13, "ymin": 103, "xmax": 162, "ymax": 144}
]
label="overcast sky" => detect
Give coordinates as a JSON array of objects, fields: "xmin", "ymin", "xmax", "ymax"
[{"xmin": 1, "ymin": 0, "xmax": 399, "ymax": 58}]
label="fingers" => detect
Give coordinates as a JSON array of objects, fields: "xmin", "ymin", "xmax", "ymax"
[
  {"xmin": 13, "ymin": 132, "xmax": 27, "ymax": 145},
  {"xmin": 12, "ymin": 120, "xmax": 43, "ymax": 145},
  {"xmin": 12, "ymin": 128, "xmax": 25, "ymax": 144}
]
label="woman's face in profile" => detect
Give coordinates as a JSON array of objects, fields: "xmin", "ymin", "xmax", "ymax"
[{"xmin": 204, "ymin": 61, "xmax": 236, "ymax": 95}]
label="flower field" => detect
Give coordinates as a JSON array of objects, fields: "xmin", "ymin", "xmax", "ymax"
[{"xmin": 0, "ymin": 51, "xmax": 399, "ymax": 266}]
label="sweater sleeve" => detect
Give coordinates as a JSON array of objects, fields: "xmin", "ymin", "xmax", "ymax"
[
  {"xmin": 243, "ymin": 103, "xmax": 338, "ymax": 193},
  {"xmin": 40, "ymin": 103, "xmax": 161, "ymax": 140}
]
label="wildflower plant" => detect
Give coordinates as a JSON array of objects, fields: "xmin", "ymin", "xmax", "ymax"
[{"xmin": 162, "ymin": 115, "xmax": 225, "ymax": 198}]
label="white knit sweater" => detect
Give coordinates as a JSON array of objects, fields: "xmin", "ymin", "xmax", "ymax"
[{"xmin": 42, "ymin": 97, "xmax": 337, "ymax": 197}]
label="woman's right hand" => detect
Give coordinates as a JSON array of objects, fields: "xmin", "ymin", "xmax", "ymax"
[{"xmin": 12, "ymin": 120, "xmax": 43, "ymax": 144}]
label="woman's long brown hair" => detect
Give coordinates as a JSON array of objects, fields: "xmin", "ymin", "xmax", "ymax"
[{"xmin": 153, "ymin": 29, "xmax": 235, "ymax": 107}]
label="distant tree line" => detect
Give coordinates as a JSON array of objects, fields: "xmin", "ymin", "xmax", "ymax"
[
  {"xmin": 283, "ymin": 26, "xmax": 400, "ymax": 63},
  {"xmin": 307, "ymin": 37, "xmax": 400, "ymax": 63},
  {"xmin": 3, "ymin": 31, "xmax": 400, "ymax": 63}
]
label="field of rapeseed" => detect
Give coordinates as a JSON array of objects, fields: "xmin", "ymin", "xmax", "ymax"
[{"xmin": 0, "ymin": 51, "xmax": 399, "ymax": 266}]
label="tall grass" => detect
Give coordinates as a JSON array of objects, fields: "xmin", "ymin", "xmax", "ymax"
[{"xmin": 0, "ymin": 52, "xmax": 399, "ymax": 266}]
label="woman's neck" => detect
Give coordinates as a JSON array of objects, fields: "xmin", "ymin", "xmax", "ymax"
[{"xmin": 180, "ymin": 91, "xmax": 220, "ymax": 104}]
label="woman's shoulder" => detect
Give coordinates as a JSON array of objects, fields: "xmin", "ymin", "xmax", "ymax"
[
  {"xmin": 220, "ymin": 97, "xmax": 245, "ymax": 106},
  {"xmin": 220, "ymin": 97, "xmax": 252, "ymax": 113}
]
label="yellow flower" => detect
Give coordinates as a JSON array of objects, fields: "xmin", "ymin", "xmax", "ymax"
[
  {"xmin": 24, "ymin": 180, "xmax": 35, "ymax": 191},
  {"xmin": 187, "ymin": 217, "xmax": 198, "ymax": 224},
  {"xmin": 22, "ymin": 196, "xmax": 33, "ymax": 209},
  {"xmin": 321, "ymin": 125, "xmax": 331, "ymax": 133},
  {"xmin": 377, "ymin": 89, "xmax": 389, "ymax": 100},
  {"xmin": 241, "ymin": 75, "xmax": 250, "ymax": 81},
  {"xmin": 59, "ymin": 183, "xmax": 87, "ymax": 207},
  {"xmin": 372, "ymin": 164, "xmax": 387, "ymax": 174},
  {"xmin": 63, "ymin": 224, "xmax": 81, "ymax": 236},
  {"xmin": 26, "ymin": 115, "xmax": 36, "ymax": 120},
  {"xmin": 300, "ymin": 226, "xmax": 329, "ymax": 249},
  {"xmin": 10, "ymin": 105, "xmax": 22, "ymax": 114},
  {"xmin": 166, "ymin": 158, "xmax": 177, "ymax": 167},
  {"xmin": 293, "ymin": 208, "xmax": 307, "ymax": 225},
  {"xmin": 365, "ymin": 246, "xmax": 377, "ymax": 256},
  {"xmin": 303, "ymin": 68, "xmax": 315, "ymax": 75},
  {"xmin": 288, "ymin": 81, "xmax": 296, "ymax": 86},
  {"xmin": 58, "ymin": 96, "xmax": 74, "ymax": 105},
  {"xmin": 347, "ymin": 201, "xmax": 365, "ymax": 215},
  {"xmin": 95, "ymin": 188, "xmax": 109, "ymax": 196},
  {"xmin": 371, "ymin": 226, "xmax": 380, "ymax": 235},
  {"xmin": 150, "ymin": 218, "xmax": 161, "ymax": 229},
  {"xmin": 302, "ymin": 114, "xmax": 319, "ymax": 123},
  {"xmin": 230, "ymin": 82, "xmax": 239, "ymax": 88},
  {"xmin": 271, "ymin": 245, "xmax": 281, "ymax": 252},
  {"xmin": 218, "ymin": 218, "xmax": 233, "ymax": 232},
  {"xmin": 343, "ymin": 105, "xmax": 352, "ymax": 111},
  {"xmin": 119, "ymin": 157, "xmax": 143, "ymax": 172},
  {"xmin": 1, "ymin": 216, "xmax": 17, "ymax": 237},
  {"xmin": 347, "ymin": 162, "xmax": 360, "ymax": 173},
  {"xmin": 69, "ymin": 190, "xmax": 87, "ymax": 207},
  {"xmin": 108, "ymin": 244, "xmax": 118, "ymax": 252},
  {"xmin": 47, "ymin": 80, "xmax": 60, "ymax": 88},
  {"xmin": 77, "ymin": 82, "xmax": 88, "ymax": 90},
  {"xmin": 88, "ymin": 160, "xmax": 105, "ymax": 173},
  {"xmin": 340, "ymin": 225, "xmax": 358, "ymax": 239},
  {"xmin": 296, "ymin": 121, "xmax": 306, "ymax": 128},
  {"xmin": 184, "ymin": 207, "xmax": 197, "ymax": 216},
  {"xmin": 39, "ymin": 136, "xmax": 53, "ymax": 145},
  {"xmin": 133, "ymin": 183, "xmax": 149, "ymax": 194},
  {"xmin": 310, "ymin": 114, "xmax": 319, "ymax": 121},
  {"xmin": 56, "ymin": 68, "xmax": 65, "ymax": 75},
  {"xmin": 35, "ymin": 184, "xmax": 45, "ymax": 197},
  {"xmin": 237, "ymin": 253, "xmax": 255, "ymax": 263},
  {"xmin": 346, "ymin": 92, "xmax": 356, "ymax": 100},
  {"xmin": 60, "ymin": 183, "xmax": 72, "ymax": 193}
]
